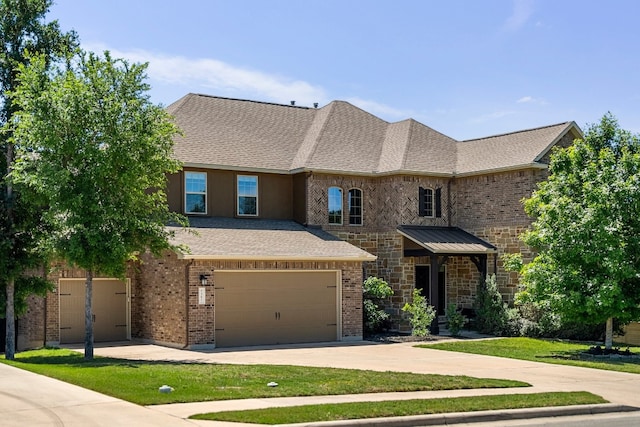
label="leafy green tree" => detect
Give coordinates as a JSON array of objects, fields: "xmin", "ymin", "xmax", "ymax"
[
  {"xmin": 0, "ymin": 0, "xmax": 77, "ymax": 359},
  {"xmin": 10, "ymin": 50, "xmax": 186, "ymax": 359},
  {"xmin": 519, "ymin": 114, "xmax": 640, "ymax": 349}
]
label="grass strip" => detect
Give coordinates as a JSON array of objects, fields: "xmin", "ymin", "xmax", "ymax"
[
  {"xmin": 422, "ymin": 337, "xmax": 640, "ymax": 374},
  {"xmin": 1, "ymin": 348, "xmax": 528, "ymax": 405},
  {"xmin": 191, "ymin": 391, "xmax": 606, "ymax": 424}
]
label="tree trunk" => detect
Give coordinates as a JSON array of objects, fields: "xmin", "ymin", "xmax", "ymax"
[
  {"xmin": 84, "ymin": 269, "xmax": 94, "ymax": 360},
  {"xmin": 605, "ymin": 317, "xmax": 613, "ymax": 350},
  {"xmin": 5, "ymin": 277, "xmax": 15, "ymax": 360}
]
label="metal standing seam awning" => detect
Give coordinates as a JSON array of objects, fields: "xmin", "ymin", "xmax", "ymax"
[{"xmin": 397, "ymin": 225, "xmax": 497, "ymax": 257}]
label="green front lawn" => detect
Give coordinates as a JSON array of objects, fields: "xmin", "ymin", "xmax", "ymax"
[
  {"xmin": 1, "ymin": 348, "xmax": 528, "ymax": 405},
  {"xmin": 423, "ymin": 337, "xmax": 640, "ymax": 374},
  {"xmin": 192, "ymin": 392, "xmax": 606, "ymax": 424}
]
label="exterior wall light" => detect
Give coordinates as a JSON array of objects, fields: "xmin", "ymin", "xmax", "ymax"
[{"xmin": 199, "ymin": 274, "xmax": 208, "ymax": 286}]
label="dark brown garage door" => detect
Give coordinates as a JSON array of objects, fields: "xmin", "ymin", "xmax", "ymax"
[
  {"xmin": 215, "ymin": 271, "xmax": 338, "ymax": 347},
  {"xmin": 59, "ymin": 279, "xmax": 129, "ymax": 344}
]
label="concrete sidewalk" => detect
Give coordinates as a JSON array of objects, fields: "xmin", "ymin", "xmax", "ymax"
[
  {"xmin": 3, "ymin": 339, "xmax": 639, "ymax": 426},
  {"xmin": 0, "ymin": 361, "xmax": 195, "ymax": 426}
]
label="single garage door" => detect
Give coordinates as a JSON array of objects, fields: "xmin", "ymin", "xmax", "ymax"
[
  {"xmin": 59, "ymin": 279, "xmax": 130, "ymax": 344},
  {"xmin": 215, "ymin": 271, "xmax": 339, "ymax": 347}
]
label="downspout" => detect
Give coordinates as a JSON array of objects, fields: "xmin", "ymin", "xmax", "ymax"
[
  {"xmin": 184, "ymin": 258, "xmax": 194, "ymax": 349},
  {"xmin": 447, "ymin": 177, "xmax": 453, "ymax": 227},
  {"xmin": 42, "ymin": 264, "xmax": 48, "ymax": 348}
]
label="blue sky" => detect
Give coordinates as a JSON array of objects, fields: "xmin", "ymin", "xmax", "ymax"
[{"xmin": 50, "ymin": 0, "xmax": 640, "ymax": 140}]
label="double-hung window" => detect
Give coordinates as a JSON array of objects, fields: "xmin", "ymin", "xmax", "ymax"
[
  {"xmin": 419, "ymin": 187, "xmax": 442, "ymax": 218},
  {"xmin": 348, "ymin": 188, "xmax": 362, "ymax": 225},
  {"xmin": 185, "ymin": 171, "xmax": 207, "ymax": 214},
  {"xmin": 328, "ymin": 187, "xmax": 343, "ymax": 225},
  {"xmin": 237, "ymin": 175, "xmax": 258, "ymax": 216}
]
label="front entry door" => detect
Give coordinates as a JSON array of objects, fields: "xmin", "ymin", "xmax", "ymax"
[{"xmin": 415, "ymin": 265, "xmax": 446, "ymax": 315}]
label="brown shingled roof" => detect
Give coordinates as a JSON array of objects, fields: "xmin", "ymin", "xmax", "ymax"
[
  {"xmin": 167, "ymin": 94, "xmax": 581, "ymax": 176},
  {"xmin": 168, "ymin": 217, "xmax": 376, "ymax": 261},
  {"xmin": 456, "ymin": 122, "xmax": 580, "ymax": 175}
]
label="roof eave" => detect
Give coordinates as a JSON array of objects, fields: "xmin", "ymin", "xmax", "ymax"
[
  {"xmin": 455, "ymin": 162, "xmax": 547, "ymax": 178},
  {"xmin": 176, "ymin": 253, "xmax": 377, "ymax": 262},
  {"xmin": 182, "ymin": 162, "xmax": 291, "ymax": 175},
  {"xmin": 290, "ymin": 167, "xmax": 453, "ymax": 178},
  {"xmin": 534, "ymin": 121, "xmax": 583, "ymax": 162}
]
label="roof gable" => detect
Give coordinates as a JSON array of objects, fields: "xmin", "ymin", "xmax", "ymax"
[
  {"xmin": 168, "ymin": 94, "xmax": 581, "ymax": 176},
  {"xmin": 456, "ymin": 122, "xmax": 580, "ymax": 175}
]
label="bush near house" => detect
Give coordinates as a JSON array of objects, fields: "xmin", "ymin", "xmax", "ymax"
[
  {"xmin": 402, "ymin": 288, "xmax": 436, "ymax": 337},
  {"xmin": 445, "ymin": 304, "xmax": 467, "ymax": 336},
  {"xmin": 362, "ymin": 276, "xmax": 393, "ymax": 334}
]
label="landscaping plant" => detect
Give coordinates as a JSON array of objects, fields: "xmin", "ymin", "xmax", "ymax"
[
  {"xmin": 363, "ymin": 276, "xmax": 393, "ymax": 334},
  {"xmin": 402, "ymin": 288, "xmax": 436, "ymax": 337},
  {"xmin": 474, "ymin": 274, "xmax": 506, "ymax": 334},
  {"xmin": 445, "ymin": 304, "xmax": 467, "ymax": 336}
]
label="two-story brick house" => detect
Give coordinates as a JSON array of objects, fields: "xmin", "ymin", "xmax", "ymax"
[{"xmin": 16, "ymin": 93, "xmax": 581, "ymax": 350}]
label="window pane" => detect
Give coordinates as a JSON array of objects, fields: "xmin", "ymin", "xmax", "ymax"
[
  {"xmin": 348, "ymin": 189, "xmax": 362, "ymax": 225},
  {"xmin": 185, "ymin": 172, "xmax": 206, "ymax": 193},
  {"xmin": 424, "ymin": 188, "xmax": 433, "ymax": 217},
  {"xmin": 238, "ymin": 176, "xmax": 257, "ymax": 196},
  {"xmin": 237, "ymin": 175, "xmax": 258, "ymax": 215},
  {"xmin": 186, "ymin": 194, "xmax": 206, "ymax": 213},
  {"xmin": 328, "ymin": 187, "xmax": 342, "ymax": 224},
  {"xmin": 238, "ymin": 196, "xmax": 257, "ymax": 215}
]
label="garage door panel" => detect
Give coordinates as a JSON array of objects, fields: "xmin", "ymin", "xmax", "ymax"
[
  {"xmin": 215, "ymin": 271, "xmax": 338, "ymax": 347},
  {"xmin": 59, "ymin": 279, "xmax": 129, "ymax": 344}
]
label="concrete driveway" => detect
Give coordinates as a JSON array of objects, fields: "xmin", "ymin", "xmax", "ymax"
[
  {"xmin": 2, "ymin": 339, "xmax": 639, "ymax": 426},
  {"xmin": 84, "ymin": 339, "xmax": 640, "ymax": 417}
]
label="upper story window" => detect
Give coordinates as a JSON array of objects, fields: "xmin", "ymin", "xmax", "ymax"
[
  {"xmin": 237, "ymin": 175, "xmax": 258, "ymax": 216},
  {"xmin": 328, "ymin": 187, "xmax": 343, "ymax": 225},
  {"xmin": 348, "ymin": 188, "xmax": 362, "ymax": 225},
  {"xmin": 419, "ymin": 187, "xmax": 442, "ymax": 218},
  {"xmin": 185, "ymin": 171, "xmax": 207, "ymax": 214}
]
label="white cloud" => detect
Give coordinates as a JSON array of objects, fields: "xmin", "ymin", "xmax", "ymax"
[
  {"xmin": 81, "ymin": 44, "xmax": 413, "ymax": 120},
  {"xmin": 85, "ymin": 43, "xmax": 328, "ymax": 106},
  {"xmin": 344, "ymin": 97, "xmax": 413, "ymax": 120},
  {"xmin": 504, "ymin": 0, "xmax": 534, "ymax": 31},
  {"xmin": 469, "ymin": 110, "xmax": 516, "ymax": 124},
  {"xmin": 517, "ymin": 96, "xmax": 548, "ymax": 105}
]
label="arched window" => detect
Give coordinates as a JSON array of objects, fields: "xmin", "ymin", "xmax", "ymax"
[
  {"xmin": 348, "ymin": 188, "xmax": 362, "ymax": 225},
  {"xmin": 419, "ymin": 187, "xmax": 442, "ymax": 218},
  {"xmin": 328, "ymin": 187, "xmax": 343, "ymax": 224}
]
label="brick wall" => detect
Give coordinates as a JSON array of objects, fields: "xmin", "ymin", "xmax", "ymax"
[
  {"xmin": 135, "ymin": 255, "xmax": 364, "ymax": 347},
  {"xmin": 135, "ymin": 251, "xmax": 189, "ymax": 346},
  {"xmin": 307, "ymin": 173, "xmax": 451, "ymax": 232}
]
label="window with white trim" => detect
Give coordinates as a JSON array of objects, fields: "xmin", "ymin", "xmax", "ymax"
[
  {"xmin": 185, "ymin": 171, "xmax": 207, "ymax": 214},
  {"xmin": 328, "ymin": 187, "xmax": 343, "ymax": 225},
  {"xmin": 348, "ymin": 188, "xmax": 362, "ymax": 225},
  {"xmin": 237, "ymin": 175, "xmax": 258, "ymax": 216},
  {"xmin": 419, "ymin": 187, "xmax": 442, "ymax": 218}
]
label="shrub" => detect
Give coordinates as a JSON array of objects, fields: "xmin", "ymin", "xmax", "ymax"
[
  {"xmin": 474, "ymin": 274, "xmax": 510, "ymax": 336},
  {"xmin": 363, "ymin": 276, "xmax": 393, "ymax": 334},
  {"xmin": 445, "ymin": 304, "xmax": 467, "ymax": 336},
  {"xmin": 402, "ymin": 288, "xmax": 436, "ymax": 337}
]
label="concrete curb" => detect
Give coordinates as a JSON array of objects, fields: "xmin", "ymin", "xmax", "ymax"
[{"xmin": 280, "ymin": 404, "xmax": 640, "ymax": 427}]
